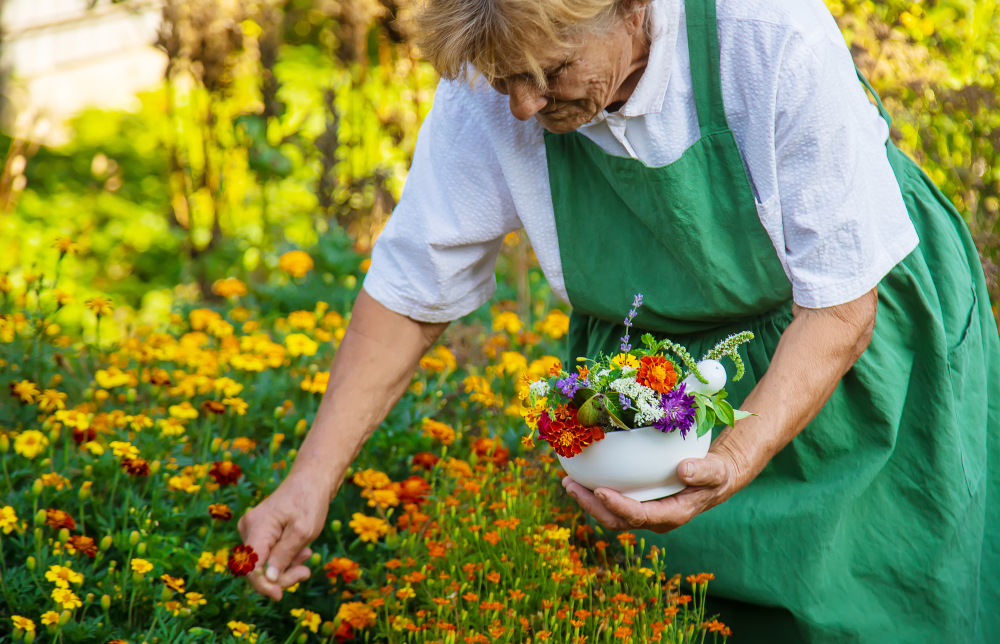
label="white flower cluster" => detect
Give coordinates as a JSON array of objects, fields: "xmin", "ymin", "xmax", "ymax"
[
  {"xmin": 529, "ymin": 380, "xmax": 551, "ymax": 398},
  {"xmin": 609, "ymin": 377, "xmax": 664, "ymax": 426}
]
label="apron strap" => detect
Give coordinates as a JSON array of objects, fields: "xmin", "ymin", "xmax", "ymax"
[
  {"xmin": 855, "ymin": 65, "xmax": 893, "ymax": 129},
  {"xmin": 685, "ymin": 0, "xmax": 729, "ymax": 136}
]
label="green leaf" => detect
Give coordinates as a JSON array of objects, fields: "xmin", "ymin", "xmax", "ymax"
[
  {"xmin": 577, "ymin": 395, "xmax": 604, "ymax": 427},
  {"xmin": 716, "ymin": 400, "xmax": 736, "ymax": 428},
  {"xmin": 696, "ymin": 407, "xmax": 717, "ymax": 437},
  {"xmin": 572, "ymin": 387, "xmax": 598, "ymax": 409},
  {"xmin": 732, "ymin": 409, "xmax": 756, "ymax": 422}
]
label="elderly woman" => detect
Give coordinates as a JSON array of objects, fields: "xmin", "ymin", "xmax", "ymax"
[{"xmin": 239, "ymin": 0, "xmax": 1000, "ymax": 639}]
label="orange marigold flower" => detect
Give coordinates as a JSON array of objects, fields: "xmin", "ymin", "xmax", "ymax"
[
  {"xmin": 412, "ymin": 451, "xmax": 439, "ymax": 470},
  {"xmin": 122, "ymin": 457, "xmax": 151, "ymax": 476},
  {"xmin": 212, "ymin": 277, "xmax": 248, "ymax": 298},
  {"xmin": 349, "ymin": 513, "xmax": 389, "ymax": 543},
  {"xmin": 45, "ymin": 509, "xmax": 76, "ymax": 531},
  {"xmin": 208, "ymin": 503, "xmax": 233, "ymax": 521},
  {"xmin": 462, "ymin": 592, "xmax": 479, "ymax": 602},
  {"xmin": 483, "ymin": 531, "xmax": 500, "ymax": 545},
  {"xmin": 67, "ymin": 535, "xmax": 97, "ymax": 558},
  {"xmin": 686, "ymin": 572, "xmax": 715, "ymax": 585},
  {"xmin": 324, "ymin": 557, "xmax": 360, "ymax": 584},
  {"xmin": 539, "ymin": 404, "xmax": 604, "ymax": 458},
  {"xmin": 201, "ymin": 400, "xmax": 227, "ymax": 415},
  {"xmin": 278, "ymin": 250, "xmax": 314, "ymax": 278},
  {"xmin": 636, "ymin": 356, "xmax": 677, "ymax": 394},
  {"xmin": 421, "ymin": 418, "xmax": 456, "ymax": 445},
  {"xmin": 395, "ymin": 476, "xmax": 431, "ymax": 505},
  {"xmin": 227, "ymin": 544, "xmax": 258, "ymax": 576},
  {"xmin": 472, "ymin": 437, "xmax": 510, "ymax": 465},
  {"xmin": 209, "ymin": 461, "xmax": 242, "ymax": 486},
  {"xmin": 336, "ymin": 601, "xmax": 376, "ymax": 629},
  {"xmin": 161, "ymin": 574, "xmax": 186, "ymax": 593},
  {"xmin": 617, "ymin": 532, "xmax": 637, "ymax": 547}
]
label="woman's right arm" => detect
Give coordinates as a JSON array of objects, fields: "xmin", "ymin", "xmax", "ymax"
[{"xmin": 237, "ymin": 287, "xmax": 448, "ymax": 601}]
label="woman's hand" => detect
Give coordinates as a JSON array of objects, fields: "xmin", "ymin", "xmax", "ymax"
[
  {"xmin": 564, "ymin": 288, "xmax": 879, "ymax": 535},
  {"xmin": 237, "ymin": 472, "xmax": 330, "ymax": 601},
  {"xmin": 562, "ymin": 442, "xmax": 749, "ymax": 534}
]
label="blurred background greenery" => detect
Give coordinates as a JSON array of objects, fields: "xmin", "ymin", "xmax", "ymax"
[{"xmin": 1, "ymin": 0, "xmax": 998, "ymax": 327}]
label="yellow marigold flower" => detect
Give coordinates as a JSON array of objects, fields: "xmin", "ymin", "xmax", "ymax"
[
  {"xmin": 168, "ymin": 402, "xmax": 199, "ymax": 420},
  {"xmin": 40, "ymin": 472, "xmax": 71, "ymax": 490},
  {"xmin": 291, "ymin": 608, "xmax": 322, "ymax": 633},
  {"xmin": 367, "ymin": 488, "xmax": 400, "ymax": 509},
  {"xmin": 349, "ymin": 513, "xmax": 389, "ymax": 543},
  {"xmin": 53, "ymin": 237, "xmax": 78, "ymax": 255},
  {"xmin": 213, "ymin": 377, "xmax": 244, "ymax": 397},
  {"xmin": 284, "ymin": 333, "xmax": 318, "ymax": 357},
  {"xmin": 54, "ymin": 409, "xmax": 90, "ymax": 429},
  {"xmin": 189, "ymin": 308, "xmax": 222, "ymax": 331},
  {"xmin": 38, "ymin": 389, "xmax": 68, "ymax": 412},
  {"xmin": 212, "ymin": 277, "xmax": 248, "ymax": 298},
  {"xmin": 421, "ymin": 418, "xmax": 456, "ymax": 445},
  {"xmin": 197, "ymin": 548, "xmax": 229, "ymax": 573},
  {"xmin": 498, "ymin": 351, "xmax": 528, "ymax": 376},
  {"xmin": 287, "ymin": 311, "xmax": 317, "ymax": 330},
  {"xmin": 336, "ymin": 602, "xmax": 376, "ymax": 629},
  {"xmin": 161, "ymin": 574, "xmax": 185, "ymax": 593},
  {"xmin": 46, "ymin": 564, "xmax": 84, "ymax": 587},
  {"xmin": 12, "ymin": 615, "xmax": 35, "ymax": 632},
  {"xmin": 396, "ymin": 586, "xmax": 416, "ymax": 600},
  {"xmin": 278, "ymin": 250, "xmax": 314, "ymax": 278},
  {"xmin": 0, "ymin": 275, "xmax": 12, "ymax": 294},
  {"xmin": 84, "ymin": 296, "xmax": 114, "ymax": 316},
  {"xmin": 228, "ymin": 620, "xmax": 258, "ymax": 641},
  {"xmin": 538, "ymin": 310, "xmax": 570, "ymax": 339},
  {"xmin": 492, "ymin": 311, "xmax": 522, "ymax": 334},
  {"xmin": 41, "ymin": 611, "xmax": 60, "ymax": 625},
  {"xmin": 131, "ymin": 558, "xmax": 154, "ymax": 575},
  {"xmin": 527, "ymin": 356, "xmax": 563, "ymax": 379},
  {"xmin": 0, "ymin": 506, "xmax": 19, "ymax": 534},
  {"xmin": 223, "ymin": 397, "xmax": 248, "ymax": 415},
  {"xmin": 95, "ymin": 366, "xmax": 133, "ymax": 389},
  {"xmin": 15, "ymin": 429, "xmax": 49, "ymax": 459},
  {"xmin": 109, "ymin": 441, "xmax": 139, "ymax": 460},
  {"xmin": 159, "ymin": 418, "xmax": 186, "ymax": 438},
  {"xmin": 185, "ymin": 591, "xmax": 207, "ymax": 607},
  {"xmin": 352, "ymin": 469, "xmax": 391, "ymax": 490},
  {"xmin": 53, "ymin": 290, "xmax": 74, "ymax": 307},
  {"xmin": 419, "ymin": 345, "xmax": 457, "ymax": 373},
  {"xmin": 51, "ymin": 587, "xmax": 82, "ymax": 609},
  {"xmin": 10, "ymin": 379, "xmax": 40, "ymax": 403},
  {"xmin": 300, "ymin": 372, "xmax": 329, "ymax": 394},
  {"xmin": 612, "ymin": 352, "xmax": 640, "ymax": 369},
  {"xmin": 168, "ymin": 475, "xmax": 201, "ymax": 494}
]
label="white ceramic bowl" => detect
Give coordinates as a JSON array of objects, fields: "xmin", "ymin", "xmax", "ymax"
[{"xmin": 557, "ymin": 426, "xmax": 712, "ymax": 502}]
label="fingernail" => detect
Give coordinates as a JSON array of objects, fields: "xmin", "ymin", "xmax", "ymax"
[
  {"xmin": 595, "ymin": 491, "xmax": 606, "ymax": 501},
  {"xmin": 266, "ymin": 565, "xmax": 279, "ymax": 581},
  {"xmin": 683, "ymin": 462, "xmax": 694, "ymax": 478}
]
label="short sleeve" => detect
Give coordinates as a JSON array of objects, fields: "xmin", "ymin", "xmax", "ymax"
[
  {"xmin": 771, "ymin": 22, "xmax": 918, "ymax": 309},
  {"xmin": 363, "ymin": 79, "xmax": 522, "ymax": 323}
]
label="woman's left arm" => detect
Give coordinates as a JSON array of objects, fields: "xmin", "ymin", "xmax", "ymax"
[{"xmin": 564, "ymin": 286, "xmax": 879, "ymax": 533}]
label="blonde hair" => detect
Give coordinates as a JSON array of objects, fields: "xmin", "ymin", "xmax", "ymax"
[{"xmin": 408, "ymin": 0, "xmax": 649, "ymax": 86}]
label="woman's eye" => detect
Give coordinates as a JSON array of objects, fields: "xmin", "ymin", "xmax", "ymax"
[{"xmin": 547, "ymin": 63, "xmax": 571, "ymax": 81}]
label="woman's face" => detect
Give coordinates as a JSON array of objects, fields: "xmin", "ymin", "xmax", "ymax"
[{"xmin": 489, "ymin": 7, "xmax": 649, "ymax": 133}]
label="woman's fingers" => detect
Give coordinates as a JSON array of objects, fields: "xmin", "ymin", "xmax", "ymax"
[
  {"xmin": 562, "ymin": 477, "xmax": 629, "ymax": 530},
  {"xmin": 265, "ymin": 523, "xmax": 314, "ymax": 586},
  {"xmin": 277, "ymin": 563, "xmax": 313, "ymax": 590},
  {"xmin": 677, "ymin": 454, "xmax": 729, "ymax": 488},
  {"xmin": 591, "ymin": 488, "xmax": 649, "ymax": 528},
  {"xmin": 237, "ymin": 506, "xmax": 285, "ymax": 600}
]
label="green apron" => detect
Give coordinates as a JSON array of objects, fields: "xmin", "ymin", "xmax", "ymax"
[{"xmin": 543, "ymin": 0, "xmax": 1000, "ymax": 640}]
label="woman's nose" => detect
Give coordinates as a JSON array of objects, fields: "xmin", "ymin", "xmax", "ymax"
[{"xmin": 508, "ymin": 81, "xmax": 549, "ymax": 121}]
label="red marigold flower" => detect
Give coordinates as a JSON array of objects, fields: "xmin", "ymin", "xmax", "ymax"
[
  {"xmin": 636, "ymin": 356, "xmax": 678, "ymax": 394},
  {"xmin": 228, "ymin": 544, "xmax": 258, "ymax": 576},
  {"xmin": 68, "ymin": 535, "xmax": 98, "ymax": 558},
  {"xmin": 209, "ymin": 461, "xmax": 242, "ymax": 486},
  {"xmin": 395, "ymin": 476, "xmax": 431, "ymax": 505},
  {"xmin": 72, "ymin": 427, "xmax": 96, "ymax": 444},
  {"xmin": 541, "ymin": 404, "xmax": 604, "ymax": 458},
  {"xmin": 208, "ymin": 503, "xmax": 233, "ymax": 521},
  {"xmin": 412, "ymin": 452, "xmax": 439, "ymax": 470},
  {"xmin": 324, "ymin": 557, "xmax": 361, "ymax": 584},
  {"xmin": 122, "ymin": 457, "xmax": 151, "ymax": 476},
  {"xmin": 45, "ymin": 509, "xmax": 76, "ymax": 531}
]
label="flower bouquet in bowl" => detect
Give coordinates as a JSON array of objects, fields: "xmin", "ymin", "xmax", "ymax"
[{"xmin": 523, "ymin": 295, "xmax": 756, "ymax": 502}]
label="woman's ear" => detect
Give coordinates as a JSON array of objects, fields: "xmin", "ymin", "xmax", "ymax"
[{"xmin": 621, "ymin": 0, "xmax": 649, "ymax": 34}]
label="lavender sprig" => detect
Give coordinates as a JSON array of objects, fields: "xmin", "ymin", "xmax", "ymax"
[{"xmin": 619, "ymin": 293, "xmax": 644, "ymax": 353}]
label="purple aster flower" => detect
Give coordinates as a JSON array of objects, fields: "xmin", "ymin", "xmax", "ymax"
[
  {"xmin": 654, "ymin": 383, "xmax": 697, "ymax": 437},
  {"xmin": 556, "ymin": 373, "xmax": 583, "ymax": 398}
]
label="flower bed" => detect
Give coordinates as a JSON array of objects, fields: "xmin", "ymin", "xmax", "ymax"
[{"xmin": 1, "ymin": 245, "xmax": 729, "ymax": 642}]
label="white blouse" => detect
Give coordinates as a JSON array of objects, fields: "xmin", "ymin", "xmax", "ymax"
[{"xmin": 363, "ymin": 0, "xmax": 918, "ymax": 323}]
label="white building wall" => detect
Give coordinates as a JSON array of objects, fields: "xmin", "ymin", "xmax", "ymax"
[{"xmin": 1, "ymin": 0, "xmax": 166, "ymax": 144}]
